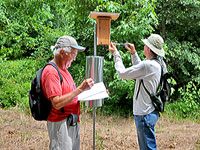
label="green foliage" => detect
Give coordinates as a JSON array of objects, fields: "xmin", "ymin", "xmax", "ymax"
[
  {"xmin": 0, "ymin": 57, "xmax": 85, "ymax": 112},
  {"xmin": 94, "ymin": 0, "xmax": 158, "ymax": 53},
  {"xmin": 164, "ymin": 38, "xmax": 200, "ymax": 101},
  {"xmin": 96, "ymin": 128, "xmax": 104, "ymax": 150},
  {"xmin": 68, "ymin": 59, "xmax": 85, "ymax": 86},
  {"xmin": 93, "ymin": 0, "xmax": 158, "ymax": 115},
  {"xmin": 166, "ymin": 40, "xmax": 200, "ymax": 83},
  {"xmin": 0, "ymin": 0, "xmax": 158, "ymax": 58},
  {"xmin": 102, "ymin": 51, "xmax": 135, "ymax": 116},
  {"xmin": 155, "ymin": 0, "xmax": 200, "ymax": 100},
  {"xmin": 53, "ymin": 0, "xmax": 158, "ymax": 115},
  {"xmin": 0, "ymin": 58, "xmax": 44, "ymax": 109},
  {"xmin": 156, "ymin": 0, "xmax": 200, "ymax": 43},
  {"xmin": 0, "ymin": 0, "xmax": 71, "ymax": 60},
  {"xmin": 0, "ymin": 0, "xmax": 159, "ymax": 115},
  {"xmin": 165, "ymin": 81, "xmax": 200, "ymax": 120},
  {"xmin": 0, "ymin": 0, "xmax": 199, "ymax": 119}
]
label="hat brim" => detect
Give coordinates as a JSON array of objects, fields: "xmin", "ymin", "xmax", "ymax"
[
  {"xmin": 142, "ymin": 39, "xmax": 165, "ymax": 57},
  {"xmin": 71, "ymin": 45, "xmax": 86, "ymax": 52}
]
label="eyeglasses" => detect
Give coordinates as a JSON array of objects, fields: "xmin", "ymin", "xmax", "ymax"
[
  {"xmin": 70, "ymin": 52, "xmax": 77, "ymax": 59},
  {"xmin": 71, "ymin": 53, "xmax": 77, "ymax": 59},
  {"xmin": 63, "ymin": 48, "xmax": 77, "ymax": 59}
]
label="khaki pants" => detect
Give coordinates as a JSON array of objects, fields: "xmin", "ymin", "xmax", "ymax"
[{"xmin": 47, "ymin": 118, "xmax": 80, "ymax": 150}]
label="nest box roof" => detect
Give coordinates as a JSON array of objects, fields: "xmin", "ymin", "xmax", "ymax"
[{"xmin": 90, "ymin": 12, "xmax": 120, "ymax": 20}]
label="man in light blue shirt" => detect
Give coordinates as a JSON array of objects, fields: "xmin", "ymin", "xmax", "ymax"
[{"xmin": 109, "ymin": 34, "xmax": 167, "ymax": 150}]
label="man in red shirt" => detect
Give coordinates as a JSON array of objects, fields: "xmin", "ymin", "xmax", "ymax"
[{"xmin": 41, "ymin": 35, "xmax": 94, "ymax": 150}]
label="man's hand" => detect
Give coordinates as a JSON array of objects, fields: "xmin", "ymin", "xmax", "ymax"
[
  {"xmin": 125, "ymin": 43, "xmax": 136, "ymax": 55},
  {"xmin": 50, "ymin": 78, "xmax": 94, "ymax": 110},
  {"xmin": 109, "ymin": 43, "xmax": 118, "ymax": 54},
  {"xmin": 78, "ymin": 78, "xmax": 94, "ymax": 92}
]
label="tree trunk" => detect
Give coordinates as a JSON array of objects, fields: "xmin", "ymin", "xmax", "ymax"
[{"xmin": 161, "ymin": 0, "xmax": 166, "ymax": 39}]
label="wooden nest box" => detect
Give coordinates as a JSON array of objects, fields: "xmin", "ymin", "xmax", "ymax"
[{"xmin": 90, "ymin": 12, "xmax": 119, "ymax": 45}]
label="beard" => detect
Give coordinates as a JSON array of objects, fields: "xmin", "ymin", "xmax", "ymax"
[{"xmin": 66, "ymin": 61, "xmax": 72, "ymax": 68}]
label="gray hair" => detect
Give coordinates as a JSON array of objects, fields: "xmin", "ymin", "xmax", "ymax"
[{"xmin": 50, "ymin": 45, "xmax": 72, "ymax": 56}]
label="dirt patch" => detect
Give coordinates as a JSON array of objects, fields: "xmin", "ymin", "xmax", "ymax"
[{"xmin": 0, "ymin": 107, "xmax": 199, "ymax": 150}]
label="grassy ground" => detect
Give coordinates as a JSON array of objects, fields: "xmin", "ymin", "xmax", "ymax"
[{"xmin": 0, "ymin": 107, "xmax": 200, "ymax": 150}]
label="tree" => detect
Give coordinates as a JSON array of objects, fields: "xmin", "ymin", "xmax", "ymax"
[
  {"xmin": 155, "ymin": 0, "xmax": 200, "ymax": 100},
  {"xmin": 0, "ymin": 0, "xmax": 165, "ymax": 114}
]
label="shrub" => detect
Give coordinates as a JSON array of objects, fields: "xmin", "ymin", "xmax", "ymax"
[
  {"xmin": 165, "ymin": 81, "xmax": 200, "ymax": 120},
  {"xmin": 0, "ymin": 58, "xmax": 85, "ymax": 112},
  {"xmin": 0, "ymin": 58, "xmax": 44, "ymax": 109}
]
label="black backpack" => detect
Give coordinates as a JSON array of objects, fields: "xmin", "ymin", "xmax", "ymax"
[
  {"xmin": 138, "ymin": 58, "xmax": 171, "ymax": 112},
  {"xmin": 29, "ymin": 62, "xmax": 63, "ymax": 121}
]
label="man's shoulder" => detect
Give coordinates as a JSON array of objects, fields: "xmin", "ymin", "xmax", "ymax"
[
  {"xmin": 144, "ymin": 59, "xmax": 161, "ymax": 71},
  {"xmin": 41, "ymin": 65, "xmax": 61, "ymax": 80},
  {"xmin": 145, "ymin": 59, "xmax": 160, "ymax": 65},
  {"xmin": 43, "ymin": 64, "xmax": 60, "ymax": 74}
]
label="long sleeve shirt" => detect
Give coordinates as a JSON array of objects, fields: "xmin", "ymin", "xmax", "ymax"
[{"xmin": 113, "ymin": 51, "xmax": 166, "ymax": 115}]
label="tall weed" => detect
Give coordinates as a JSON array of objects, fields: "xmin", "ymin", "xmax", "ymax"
[{"xmin": 165, "ymin": 81, "xmax": 200, "ymax": 121}]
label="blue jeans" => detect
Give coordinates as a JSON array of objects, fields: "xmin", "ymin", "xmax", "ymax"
[{"xmin": 134, "ymin": 110, "xmax": 159, "ymax": 150}]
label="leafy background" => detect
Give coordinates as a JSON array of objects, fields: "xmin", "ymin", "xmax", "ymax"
[{"xmin": 0, "ymin": 0, "xmax": 199, "ymax": 120}]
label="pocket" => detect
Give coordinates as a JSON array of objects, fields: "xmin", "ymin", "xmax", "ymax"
[{"xmin": 144, "ymin": 111, "xmax": 159, "ymax": 128}]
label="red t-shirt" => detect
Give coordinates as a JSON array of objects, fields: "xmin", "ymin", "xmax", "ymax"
[{"xmin": 41, "ymin": 65, "xmax": 80, "ymax": 122}]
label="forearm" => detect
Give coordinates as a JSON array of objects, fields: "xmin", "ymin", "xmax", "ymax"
[
  {"xmin": 51, "ymin": 87, "xmax": 82, "ymax": 110},
  {"xmin": 113, "ymin": 51, "xmax": 132, "ymax": 79},
  {"xmin": 131, "ymin": 52, "xmax": 141, "ymax": 65},
  {"xmin": 113, "ymin": 51, "xmax": 145, "ymax": 79},
  {"xmin": 51, "ymin": 78, "xmax": 94, "ymax": 110}
]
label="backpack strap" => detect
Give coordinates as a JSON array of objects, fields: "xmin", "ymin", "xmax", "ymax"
[
  {"xmin": 47, "ymin": 62, "xmax": 63, "ymax": 84},
  {"xmin": 45, "ymin": 62, "xmax": 64, "ymax": 113},
  {"xmin": 151, "ymin": 57, "xmax": 164, "ymax": 77},
  {"xmin": 141, "ymin": 80, "xmax": 151, "ymax": 97},
  {"xmin": 150, "ymin": 57, "xmax": 164, "ymax": 92},
  {"xmin": 135, "ymin": 80, "xmax": 142, "ymax": 101},
  {"xmin": 136, "ymin": 58, "xmax": 163, "ymax": 100},
  {"xmin": 138, "ymin": 79, "xmax": 162, "ymax": 103}
]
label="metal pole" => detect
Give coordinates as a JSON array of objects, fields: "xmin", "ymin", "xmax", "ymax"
[
  {"xmin": 93, "ymin": 106, "xmax": 95, "ymax": 150},
  {"xmin": 93, "ymin": 23, "xmax": 97, "ymax": 150},
  {"xmin": 94, "ymin": 23, "xmax": 97, "ymax": 56}
]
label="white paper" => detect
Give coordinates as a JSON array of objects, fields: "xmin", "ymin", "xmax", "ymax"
[{"xmin": 78, "ymin": 82, "xmax": 109, "ymax": 101}]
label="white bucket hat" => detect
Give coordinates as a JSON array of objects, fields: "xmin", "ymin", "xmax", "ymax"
[{"xmin": 142, "ymin": 34, "xmax": 165, "ymax": 57}]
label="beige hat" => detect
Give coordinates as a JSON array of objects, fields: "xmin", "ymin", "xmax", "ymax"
[
  {"xmin": 55, "ymin": 35, "xmax": 86, "ymax": 52},
  {"xmin": 142, "ymin": 34, "xmax": 165, "ymax": 57}
]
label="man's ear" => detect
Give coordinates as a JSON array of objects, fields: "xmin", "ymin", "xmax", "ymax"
[
  {"xmin": 147, "ymin": 46, "xmax": 151, "ymax": 53},
  {"xmin": 59, "ymin": 49, "xmax": 65, "ymax": 56}
]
